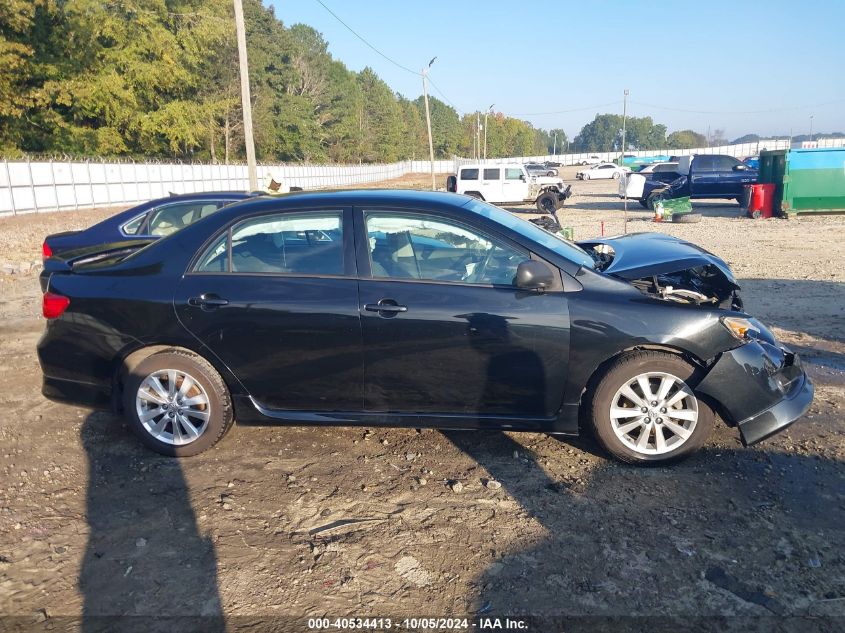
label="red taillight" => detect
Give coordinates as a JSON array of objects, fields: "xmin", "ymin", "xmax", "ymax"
[
  {"xmin": 43, "ymin": 292, "xmax": 70, "ymax": 319},
  {"xmin": 42, "ymin": 241, "xmax": 52, "ymax": 260}
]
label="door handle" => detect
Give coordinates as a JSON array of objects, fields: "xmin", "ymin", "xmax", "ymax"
[
  {"xmin": 189, "ymin": 293, "xmax": 229, "ymax": 310},
  {"xmin": 364, "ymin": 300, "xmax": 408, "ymax": 314}
]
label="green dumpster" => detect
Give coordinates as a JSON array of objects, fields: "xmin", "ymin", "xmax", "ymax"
[{"xmin": 759, "ymin": 147, "xmax": 845, "ymax": 216}]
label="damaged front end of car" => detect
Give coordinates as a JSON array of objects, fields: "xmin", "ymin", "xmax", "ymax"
[
  {"xmin": 580, "ymin": 232, "xmax": 742, "ymax": 310},
  {"xmin": 577, "ymin": 232, "xmax": 814, "ymax": 445}
]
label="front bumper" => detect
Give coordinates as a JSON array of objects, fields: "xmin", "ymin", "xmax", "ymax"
[
  {"xmin": 735, "ymin": 372, "xmax": 814, "ymax": 446},
  {"xmin": 696, "ymin": 340, "xmax": 813, "ymax": 446}
]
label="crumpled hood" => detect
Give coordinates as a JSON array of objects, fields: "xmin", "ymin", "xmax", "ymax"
[{"xmin": 578, "ymin": 232, "xmax": 740, "ymax": 289}]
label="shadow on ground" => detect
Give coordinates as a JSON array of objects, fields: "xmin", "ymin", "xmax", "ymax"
[
  {"xmin": 80, "ymin": 411, "xmax": 224, "ymax": 632},
  {"xmin": 445, "ymin": 430, "xmax": 845, "ymax": 630}
]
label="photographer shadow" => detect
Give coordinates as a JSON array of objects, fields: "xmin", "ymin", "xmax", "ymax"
[{"xmin": 79, "ymin": 410, "xmax": 224, "ymax": 632}]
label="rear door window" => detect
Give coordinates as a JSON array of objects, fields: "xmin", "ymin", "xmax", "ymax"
[
  {"xmin": 460, "ymin": 168, "xmax": 479, "ymax": 181},
  {"xmin": 504, "ymin": 168, "xmax": 523, "ymax": 180},
  {"xmin": 195, "ymin": 212, "xmax": 345, "ymax": 275},
  {"xmin": 483, "ymin": 168, "xmax": 500, "ymax": 180},
  {"xmin": 693, "ymin": 156, "xmax": 716, "ymax": 172}
]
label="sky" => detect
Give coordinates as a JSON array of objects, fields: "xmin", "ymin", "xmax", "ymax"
[{"xmin": 267, "ymin": 0, "xmax": 845, "ymax": 141}]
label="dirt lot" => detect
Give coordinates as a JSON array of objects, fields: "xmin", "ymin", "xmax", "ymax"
[{"xmin": 1, "ymin": 169, "xmax": 844, "ymax": 630}]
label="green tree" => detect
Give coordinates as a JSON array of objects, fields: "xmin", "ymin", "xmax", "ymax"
[{"xmin": 667, "ymin": 129, "xmax": 708, "ymax": 149}]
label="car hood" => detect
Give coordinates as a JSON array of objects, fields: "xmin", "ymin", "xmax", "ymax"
[{"xmin": 578, "ymin": 232, "xmax": 739, "ymax": 289}]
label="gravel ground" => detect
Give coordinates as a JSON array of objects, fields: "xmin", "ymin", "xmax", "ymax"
[{"xmin": 1, "ymin": 169, "xmax": 844, "ymax": 629}]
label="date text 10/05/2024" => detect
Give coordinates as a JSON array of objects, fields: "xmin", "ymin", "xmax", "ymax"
[{"xmin": 306, "ymin": 617, "xmax": 529, "ymax": 630}]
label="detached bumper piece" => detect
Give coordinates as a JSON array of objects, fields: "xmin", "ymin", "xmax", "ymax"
[{"xmin": 697, "ymin": 341, "xmax": 814, "ymax": 446}]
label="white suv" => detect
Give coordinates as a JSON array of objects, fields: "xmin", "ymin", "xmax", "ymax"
[{"xmin": 446, "ymin": 163, "xmax": 571, "ymax": 213}]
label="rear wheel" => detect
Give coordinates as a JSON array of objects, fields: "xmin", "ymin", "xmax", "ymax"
[
  {"xmin": 536, "ymin": 192, "xmax": 558, "ymax": 214},
  {"xmin": 612, "ymin": 171, "xmax": 621, "ymax": 179},
  {"xmin": 589, "ymin": 351, "xmax": 714, "ymax": 464},
  {"xmin": 646, "ymin": 192, "xmax": 661, "ymax": 211},
  {"xmin": 123, "ymin": 349, "xmax": 234, "ymax": 457}
]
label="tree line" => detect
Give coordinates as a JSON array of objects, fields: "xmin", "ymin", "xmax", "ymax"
[{"xmin": 2, "ymin": 1, "xmax": 727, "ymax": 163}]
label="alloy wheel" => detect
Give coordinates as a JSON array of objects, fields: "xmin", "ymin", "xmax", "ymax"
[
  {"xmin": 609, "ymin": 371, "xmax": 699, "ymax": 455},
  {"xmin": 135, "ymin": 368, "xmax": 211, "ymax": 445}
]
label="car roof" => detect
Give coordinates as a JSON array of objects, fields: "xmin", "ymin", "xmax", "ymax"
[
  {"xmin": 155, "ymin": 191, "xmax": 252, "ymax": 202},
  {"xmin": 216, "ymin": 189, "xmax": 477, "ymax": 217}
]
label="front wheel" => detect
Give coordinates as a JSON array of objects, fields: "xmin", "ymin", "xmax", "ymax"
[
  {"xmin": 589, "ymin": 351, "xmax": 714, "ymax": 464},
  {"xmin": 612, "ymin": 171, "xmax": 621, "ymax": 179},
  {"xmin": 123, "ymin": 349, "xmax": 234, "ymax": 457}
]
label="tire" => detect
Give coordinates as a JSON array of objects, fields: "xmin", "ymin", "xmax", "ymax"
[
  {"xmin": 589, "ymin": 351, "xmax": 714, "ymax": 464},
  {"xmin": 672, "ymin": 212, "xmax": 702, "ymax": 224},
  {"xmin": 465, "ymin": 191, "xmax": 484, "ymax": 200},
  {"xmin": 123, "ymin": 349, "xmax": 234, "ymax": 457},
  {"xmin": 583, "ymin": 173, "xmax": 590, "ymax": 181},
  {"xmin": 445, "ymin": 175, "xmax": 457, "ymax": 192},
  {"xmin": 638, "ymin": 198, "xmax": 649, "ymax": 209},
  {"xmin": 646, "ymin": 192, "xmax": 661, "ymax": 211},
  {"xmin": 546, "ymin": 171, "xmax": 556, "ymax": 177},
  {"xmin": 751, "ymin": 210, "xmax": 762, "ymax": 219},
  {"xmin": 612, "ymin": 171, "xmax": 621, "ymax": 179},
  {"xmin": 536, "ymin": 191, "xmax": 558, "ymax": 214}
]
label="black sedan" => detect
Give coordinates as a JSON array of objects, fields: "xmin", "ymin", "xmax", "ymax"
[
  {"xmin": 37, "ymin": 190, "xmax": 813, "ymax": 463},
  {"xmin": 42, "ymin": 191, "xmax": 255, "ymax": 259}
]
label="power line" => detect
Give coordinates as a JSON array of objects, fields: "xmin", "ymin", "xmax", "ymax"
[
  {"xmin": 510, "ymin": 101, "xmax": 622, "ymax": 116},
  {"xmin": 312, "ymin": 0, "xmax": 421, "ymax": 77},
  {"xmin": 426, "ymin": 75, "xmax": 460, "ymax": 111},
  {"xmin": 628, "ymin": 98, "xmax": 845, "ymax": 115}
]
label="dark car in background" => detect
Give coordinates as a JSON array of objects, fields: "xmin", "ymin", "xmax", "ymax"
[
  {"xmin": 525, "ymin": 163, "xmax": 558, "ymax": 177},
  {"xmin": 640, "ymin": 154, "xmax": 757, "ymax": 209},
  {"xmin": 37, "ymin": 190, "xmax": 812, "ymax": 464},
  {"xmin": 42, "ymin": 191, "xmax": 255, "ymax": 259}
]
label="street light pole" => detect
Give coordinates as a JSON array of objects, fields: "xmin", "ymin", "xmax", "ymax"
[
  {"xmin": 553, "ymin": 132, "xmax": 557, "ymax": 156},
  {"xmin": 421, "ymin": 57, "xmax": 437, "ymax": 191},
  {"xmin": 476, "ymin": 111, "xmax": 481, "ymax": 161},
  {"xmin": 484, "ymin": 103, "xmax": 494, "ymax": 160},
  {"xmin": 233, "ymin": 0, "xmax": 257, "ymax": 191},
  {"xmin": 809, "ymin": 115, "xmax": 814, "ymax": 141}
]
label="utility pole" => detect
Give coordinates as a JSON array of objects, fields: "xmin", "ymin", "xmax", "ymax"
[
  {"xmin": 809, "ymin": 115, "xmax": 814, "ymax": 141},
  {"xmin": 621, "ymin": 89, "xmax": 629, "ymax": 234},
  {"xmin": 421, "ymin": 57, "xmax": 437, "ymax": 191},
  {"xmin": 476, "ymin": 111, "xmax": 481, "ymax": 161},
  {"xmin": 553, "ymin": 131, "xmax": 557, "ymax": 156},
  {"xmin": 233, "ymin": 0, "xmax": 257, "ymax": 191},
  {"xmin": 483, "ymin": 104, "xmax": 494, "ymax": 160}
]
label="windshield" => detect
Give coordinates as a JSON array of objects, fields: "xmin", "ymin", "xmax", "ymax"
[{"xmin": 462, "ymin": 199, "xmax": 595, "ymax": 268}]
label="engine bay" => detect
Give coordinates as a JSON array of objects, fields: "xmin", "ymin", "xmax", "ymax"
[{"xmin": 582, "ymin": 242, "xmax": 743, "ymax": 311}]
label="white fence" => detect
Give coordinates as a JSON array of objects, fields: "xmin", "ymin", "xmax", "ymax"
[
  {"xmin": 464, "ymin": 139, "xmax": 794, "ymax": 167},
  {"xmin": 0, "ymin": 159, "xmax": 421, "ymax": 216},
  {"xmin": 0, "ymin": 138, "xmax": 818, "ymax": 215}
]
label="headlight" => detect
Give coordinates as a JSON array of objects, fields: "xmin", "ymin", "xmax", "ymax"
[{"xmin": 720, "ymin": 316, "xmax": 760, "ymax": 341}]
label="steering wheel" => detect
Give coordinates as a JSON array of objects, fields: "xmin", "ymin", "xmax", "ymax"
[{"xmin": 463, "ymin": 250, "xmax": 493, "ymax": 284}]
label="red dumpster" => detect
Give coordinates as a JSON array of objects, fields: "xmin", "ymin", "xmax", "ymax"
[{"xmin": 744, "ymin": 183, "xmax": 776, "ymax": 219}]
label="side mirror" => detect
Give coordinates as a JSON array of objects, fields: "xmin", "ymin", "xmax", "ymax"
[{"xmin": 515, "ymin": 260, "xmax": 554, "ymax": 290}]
